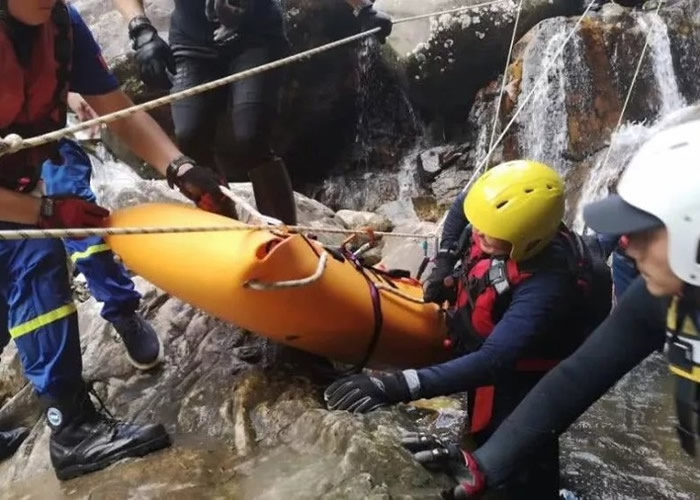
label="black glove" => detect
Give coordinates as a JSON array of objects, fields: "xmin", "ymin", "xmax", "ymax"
[
  {"xmin": 324, "ymin": 371, "xmax": 414, "ymax": 413},
  {"xmin": 423, "ymin": 252, "xmax": 457, "ymax": 304},
  {"xmin": 357, "ymin": 5, "xmax": 393, "ymax": 44},
  {"xmin": 128, "ymin": 16, "xmax": 176, "ymax": 91},
  {"xmin": 205, "ymin": 0, "xmax": 248, "ymax": 46},
  {"xmin": 166, "ymin": 156, "xmax": 238, "ymax": 219},
  {"xmin": 401, "ymin": 433, "xmax": 487, "ymax": 499}
]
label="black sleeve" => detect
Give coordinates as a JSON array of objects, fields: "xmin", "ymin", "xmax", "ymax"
[
  {"xmin": 473, "ymin": 277, "xmax": 667, "ymax": 487},
  {"xmin": 440, "ymin": 191, "xmax": 468, "ymax": 251}
]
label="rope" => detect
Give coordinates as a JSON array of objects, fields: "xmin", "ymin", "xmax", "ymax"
[
  {"xmin": 598, "ymin": 0, "xmax": 665, "ymax": 173},
  {"xmin": 487, "ymin": 0, "xmax": 524, "ymax": 155},
  {"xmin": 392, "ymin": 0, "xmax": 509, "ymax": 25},
  {"xmin": 433, "ymin": 0, "xmax": 598, "ymax": 237},
  {"xmin": 0, "ymin": 2, "xmax": 509, "ymax": 158},
  {"xmin": 0, "ymin": 223, "xmax": 435, "ymax": 241},
  {"xmin": 243, "ymin": 252, "xmax": 329, "ymax": 290}
]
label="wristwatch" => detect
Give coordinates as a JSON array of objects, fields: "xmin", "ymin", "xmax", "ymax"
[{"xmin": 39, "ymin": 196, "xmax": 55, "ymax": 220}]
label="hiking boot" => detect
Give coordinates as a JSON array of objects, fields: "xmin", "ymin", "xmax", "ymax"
[
  {"xmin": 0, "ymin": 427, "xmax": 30, "ymax": 461},
  {"xmin": 112, "ymin": 313, "xmax": 163, "ymax": 371},
  {"xmin": 44, "ymin": 387, "xmax": 171, "ymax": 481}
]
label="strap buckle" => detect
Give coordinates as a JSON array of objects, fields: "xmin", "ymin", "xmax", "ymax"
[{"xmin": 488, "ymin": 259, "xmax": 510, "ymax": 295}]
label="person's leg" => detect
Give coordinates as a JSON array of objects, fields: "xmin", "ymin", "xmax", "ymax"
[
  {"xmin": 42, "ymin": 140, "xmax": 161, "ymax": 370},
  {"xmin": 228, "ymin": 46, "xmax": 297, "ymax": 224},
  {"xmin": 170, "ymin": 52, "xmax": 226, "ymax": 168},
  {"xmin": 0, "ymin": 281, "xmax": 30, "ymax": 461},
  {"xmin": 2, "ymin": 230, "xmax": 170, "ymax": 480}
]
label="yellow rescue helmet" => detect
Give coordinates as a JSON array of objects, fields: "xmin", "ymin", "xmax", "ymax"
[{"xmin": 463, "ymin": 160, "xmax": 565, "ymax": 262}]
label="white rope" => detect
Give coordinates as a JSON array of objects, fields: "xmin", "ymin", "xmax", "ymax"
[
  {"xmin": 0, "ymin": 27, "xmax": 379, "ymax": 157},
  {"xmin": 243, "ymin": 252, "xmax": 329, "ymax": 290},
  {"xmin": 433, "ymin": 0, "xmax": 598, "ymax": 238},
  {"xmin": 598, "ymin": 0, "xmax": 666, "ymax": 173},
  {"xmin": 0, "ymin": 2, "xmax": 509, "ymax": 158},
  {"xmin": 392, "ymin": 0, "xmax": 509, "ymax": 25},
  {"xmin": 0, "ymin": 223, "xmax": 435, "ymax": 241},
  {"xmin": 487, "ymin": 0, "xmax": 525, "ymax": 155}
]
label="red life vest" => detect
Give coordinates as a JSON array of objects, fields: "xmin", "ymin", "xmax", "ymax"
[
  {"xmin": 0, "ymin": 2, "xmax": 72, "ymax": 192},
  {"xmin": 449, "ymin": 227, "xmax": 601, "ymax": 433}
]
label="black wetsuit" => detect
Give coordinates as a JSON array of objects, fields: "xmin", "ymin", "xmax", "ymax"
[
  {"xmin": 168, "ymin": 0, "xmax": 288, "ymax": 177},
  {"xmin": 473, "ymin": 277, "xmax": 668, "ymax": 487}
]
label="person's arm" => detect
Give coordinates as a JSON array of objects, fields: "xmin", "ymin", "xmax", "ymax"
[
  {"xmin": 67, "ymin": 5, "xmax": 233, "ymax": 217},
  {"xmin": 441, "ymin": 191, "xmax": 469, "ymax": 251},
  {"xmin": 345, "ymin": 0, "xmax": 373, "ymax": 9},
  {"xmin": 416, "ymin": 273, "xmax": 573, "ymax": 397},
  {"xmin": 112, "ymin": 0, "xmax": 146, "ymax": 21},
  {"xmin": 473, "ymin": 277, "xmax": 666, "ymax": 487},
  {"xmin": 0, "ymin": 188, "xmax": 41, "ymax": 225},
  {"xmin": 83, "ymin": 91, "xmax": 179, "ymax": 176}
]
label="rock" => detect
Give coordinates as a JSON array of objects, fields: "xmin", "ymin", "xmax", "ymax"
[
  {"xmin": 417, "ymin": 145, "xmax": 471, "ymax": 185},
  {"xmin": 335, "ymin": 210, "xmax": 394, "ymax": 232},
  {"xmin": 442, "ymin": 1, "xmax": 700, "ymax": 220},
  {"xmin": 0, "ymin": 273, "xmax": 459, "ymax": 497},
  {"xmin": 404, "ymin": 0, "xmax": 584, "ymax": 129},
  {"xmin": 379, "ymin": 221, "xmax": 438, "ymax": 278}
]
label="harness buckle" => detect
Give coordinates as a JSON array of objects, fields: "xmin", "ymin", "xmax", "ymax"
[
  {"xmin": 488, "ymin": 259, "xmax": 510, "ymax": 295},
  {"xmin": 668, "ymin": 338, "xmax": 694, "ymax": 373}
]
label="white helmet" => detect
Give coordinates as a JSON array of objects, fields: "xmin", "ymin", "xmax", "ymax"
[{"xmin": 584, "ymin": 119, "xmax": 700, "ymax": 286}]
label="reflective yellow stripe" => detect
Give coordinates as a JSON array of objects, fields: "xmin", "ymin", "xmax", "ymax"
[
  {"xmin": 70, "ymin": 243, "xmax": 111, "ymax": 263},
  {"xmin": 670, "ymin": 365, "xmax": 700, "ymax": 384},
  {"xmin": 9, "ymin": 303, "xmax": 77, "ymax": 339}
]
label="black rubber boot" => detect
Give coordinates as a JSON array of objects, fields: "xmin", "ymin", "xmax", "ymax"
[
  {"xmin": 0, "ymin": 427, "xmax": 30, "ymax": 462},
  {"xmin": 43, "ymin": 386, "xmax": 171, "ymax": 481},
  {"xmin": 112, "ymin": 312, "xmax": 164, "ymax": 371},
  {"xmin": 248, "ymin": 157, "xmax": 298, "ymax": 225}
]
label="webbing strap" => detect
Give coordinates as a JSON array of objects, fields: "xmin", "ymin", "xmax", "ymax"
[{"xmin": 344, "ymin": 251, "xmax": 384, "ymax": 374}]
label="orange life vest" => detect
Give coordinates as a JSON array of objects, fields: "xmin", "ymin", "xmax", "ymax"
[{"xmin": 0, "ymin": 2, "xmax": 72, "ymax": 191}]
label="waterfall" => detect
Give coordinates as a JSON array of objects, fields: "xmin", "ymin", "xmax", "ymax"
[
  {"xmin": 642, "ymin": 12, "xmax": 686, "ymax": 116},
  {"xmin": 572, "ymin": 12, "xmax": 686, "ymax": 231},
  {"xmin": 515, "ymin": 22, "xmax": 573, "ymax": 174}
]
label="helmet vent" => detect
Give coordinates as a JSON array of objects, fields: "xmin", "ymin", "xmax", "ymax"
[
  {"xmin": 670, "ymin": 141, "xmax": 688, "ymax": 150},
  {"xmin": 496, "ymin": 201, "xmax": 509, "ymax": 209},
  {"xmin": 524, "ymin": 188, "xmax": 534, "ymax": 194},
  {"xmin": 546, "ymin": 184, "xmax": 554, "ymax": 190}
]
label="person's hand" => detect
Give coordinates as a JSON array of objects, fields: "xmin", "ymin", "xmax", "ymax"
[
  {"xmin": 205, "ymin": 0, "xmax": 247, "ymax": 45},
  {"xmin": 38, "ymin": 196, "xmax": 110, "ymax": 229},
  {"xmin": 357, "ymin": 5, "xmax": 392, "ymax": 44},
  {"xmin": 401, "ymin": 433, "xmax": 487, "ymax": 499},
  {"xmin": 423, "ymin": 253, "xmax": 457, "ymax": 304},
  {"xmin": 324, "ymin": 371, "xmax": 412, "ymax": 413},
  {"xmin": 166, "ymin": 156, "xmax": 238, "ymax": 218},
  {"xmin": 67, "ymin": 93, "xmax": 100, "ymax": 138},
  {"xmin": 128, "ymin": 16, "xmax": 176, "ymax": 90}
]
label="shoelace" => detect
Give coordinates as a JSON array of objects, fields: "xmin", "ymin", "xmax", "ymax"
[{"xmin": 86, "ymin": 382, "xmax": 118, "ymax": 428}]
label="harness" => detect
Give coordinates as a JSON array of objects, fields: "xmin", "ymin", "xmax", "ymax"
[
  {"xmin": 446, "ymin": 225, "xmax": 609, "ymax": 433},
  {"xmin": 666, "ymin": 296, "xmax": 700, "ymax": 458},
  {"xmin": 0, "ymin": 2, "xmax": 72, "ymax": 192}
]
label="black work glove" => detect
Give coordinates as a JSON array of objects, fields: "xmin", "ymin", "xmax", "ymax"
[
  {"xmin": 401, "ymin": 433, "xmax": 487, "ymax": 499},
  {"xmin": 205, "ymin": 0, "xmax": 248, "ymax": 46},
  {"xmin": 357, "ymin": 5, "xmax": 393, "ymax": 44},
  {"xmin": 423, "ymin": 252, "xmax": 458, "ymax": 304},
  {"xmin": 128, "ymin": 16, "xmax": 176, "ymax": 91},
  {"xmin": 324, "ymin": 371, "xmax": 416, "ymax": 413},
  {"xmin": 166, "ymin": 156, "xmax": 238, "ymax": 219}
]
